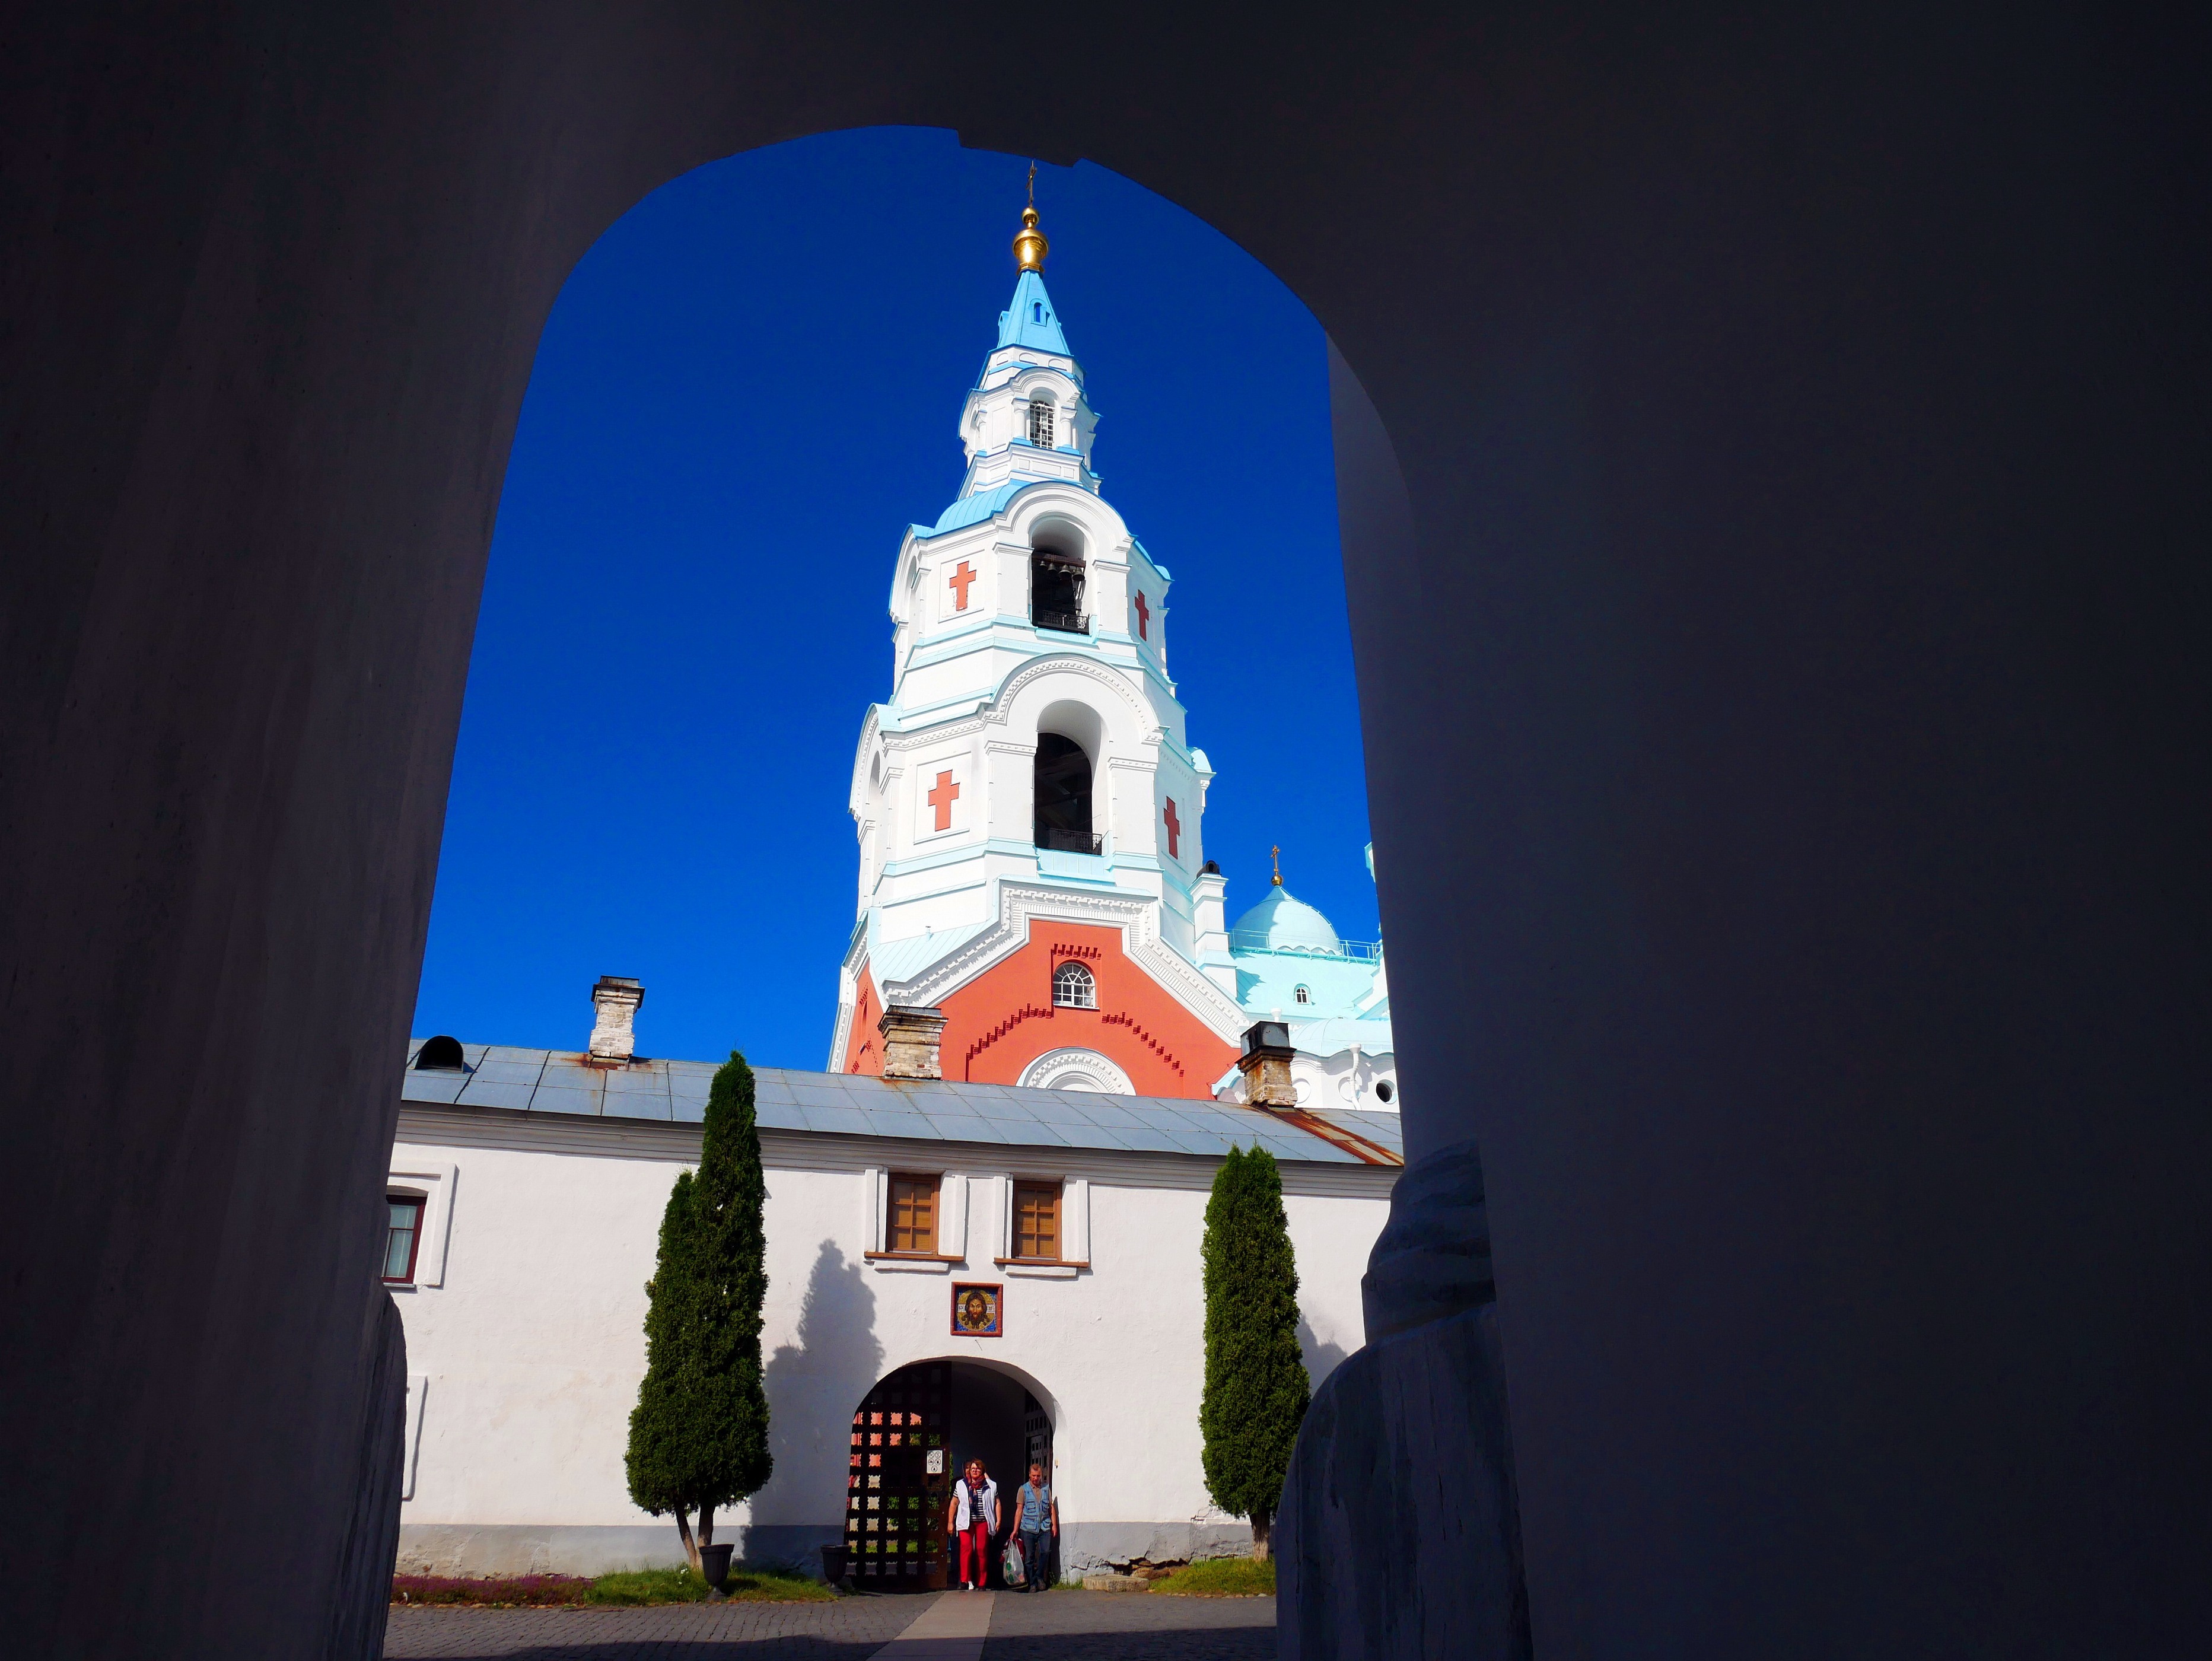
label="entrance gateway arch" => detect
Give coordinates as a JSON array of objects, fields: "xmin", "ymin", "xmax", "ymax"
[
  {"xmin": 846, "ymin": 1358, "xmax": 1055, "ymax": 1591},
  {"xmin": 5, "ymin": 7, "xmax": 2206, "ymax": 1659}
]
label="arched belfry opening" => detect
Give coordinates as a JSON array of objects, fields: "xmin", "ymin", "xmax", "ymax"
[
  {"xmin": 844, "ymin": 1358, "xmax": 1055, "ymax": 1590},
  {"xmin": 1033, "ymin": 734, "xmax": 1095, "ymax": 852},
  {"xmin": 1030, "ymin": 546, "xmax": 1087, "ymax": 634}
]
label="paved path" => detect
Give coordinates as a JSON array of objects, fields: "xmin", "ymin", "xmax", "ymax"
[
  {"xmin": 867, "ymin": 1589, "xmax": 993, "ymax": 1660},
  {"xmin": 383, "ymin": 1589, "xmax": 1275, "ymax": 1660}
]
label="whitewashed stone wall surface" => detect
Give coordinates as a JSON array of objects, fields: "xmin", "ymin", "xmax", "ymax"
[{"xmin": 389, "ymin": 1122, "xmax": 1392, "ymax": 1577}]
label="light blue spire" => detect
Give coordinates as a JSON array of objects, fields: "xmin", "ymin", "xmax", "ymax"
[{"xmin": 997, "ymin": 269, "xmax": 1070, "ymax": 355}]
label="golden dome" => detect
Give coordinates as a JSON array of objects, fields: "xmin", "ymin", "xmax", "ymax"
[{"xmin": 1013, "ymin": 205, "xmax": 1049, "ymax": 273}]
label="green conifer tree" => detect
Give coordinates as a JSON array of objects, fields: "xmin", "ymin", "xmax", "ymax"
[
  {"xmin": 625, "ymin": 1052, "xmax": 774, "ymax": 1573},
  {"xmin": 1199, "ymin": 1143, "xmax": 1311, "ymax": 1558}
]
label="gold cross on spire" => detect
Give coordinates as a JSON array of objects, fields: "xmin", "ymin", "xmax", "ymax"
[
  {"xmin": 1013, "ymin": 162, "xmax": 1049, "ymax": 272},
  {"xmin": 1271, "ymin": 845, "xmax": 1282, "ymax": 886}
]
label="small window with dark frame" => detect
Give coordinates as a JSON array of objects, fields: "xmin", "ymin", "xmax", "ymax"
[
  {"xmin": 1052, "ymin": 961, "xmax": 1096, "ymax": 1008},
  {"xmin": 383, "ymin": 1194, "xmax": 424, "ymax": 1283},
  {"xmin": 1294, "ymin": 984, "xmax": 1311, "ymax": 1005},
  {"xmin": 1013, "ymin": 1182, "xmax": 1061, "ymax": 1261},
  {"xmin": 1027, "ymin": 400, "xmax": 1055, "ymax": 447},
  {"xmin": 887, "ymin": 1173, "xmax": 940, "ymax": 1255}
]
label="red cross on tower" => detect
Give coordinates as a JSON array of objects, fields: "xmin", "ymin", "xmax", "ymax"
[
  {"xmin": 1161, "ymin": 797, "xmax": 1182, "ymax": 859},
  {"xmin": 1133, "ymin": 590, "xmax": 1150, "ymax": 639},
  {"xmin": 948, "ymin": 561, "xmax": 977, "ymax": 610},
  {"xmin": 927, "ymin": 770, "xmax": 960, "ymax": 832}
]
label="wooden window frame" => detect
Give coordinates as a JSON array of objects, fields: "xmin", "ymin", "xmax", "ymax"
[
  {"xmin": 881, "ymin": 1172, "xmax": 941, "ymax": 1258},
  {"xmin": 383, "ymin": 1194, "xmax": 425, "ymax": 1284},
  {"xmin": 1004, "ymin": 1180, "xmax": 1062, "ymax": 1264}
]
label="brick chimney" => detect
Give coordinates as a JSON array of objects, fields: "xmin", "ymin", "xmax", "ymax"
[
  {"xmin": 587, "ymin": 976, "xmax": 644, "ymax": 1062},
  {"xmin": 1236, "ymin": 1019, "xmax": 1297, "ymax": 1109},
  {"xmin": 879, "ymin": 1004, "xmax": 948, "ymax": 1080}
]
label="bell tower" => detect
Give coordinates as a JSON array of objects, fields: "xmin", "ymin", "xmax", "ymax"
[{"xmin": 829, "ymin": 190, "xmax": 1243, "ymax": 1097}]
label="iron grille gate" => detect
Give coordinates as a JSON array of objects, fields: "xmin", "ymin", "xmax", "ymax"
[{"xmin": 847, "ymin": 1361, "xmax": 951, "ymax": 1588}]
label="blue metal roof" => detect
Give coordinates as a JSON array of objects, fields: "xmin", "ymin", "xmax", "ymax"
[
  {"xmin": 931, "ymin": 480, "xmax": 1025, "ymax": 534},
  {"xmin": 1231, "ymin": 886, "xmax": 1344, "ymax": 954},
  {"xmin": 399, "ymin": 1042, "xmax": 1401, "ymax": 1166},
  {"xmin": 997, "ymin": 270, "xmax": 1070, "ymax": 355}
]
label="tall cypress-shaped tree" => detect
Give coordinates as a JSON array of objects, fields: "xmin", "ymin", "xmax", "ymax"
[
  {"xmin": 1199, "ymin": 1144, "xmax": 1311, "ymax": 1558},
  {"xmin": 625, "ymin": 1052, "xmax": 774, "ymax": 1572}
]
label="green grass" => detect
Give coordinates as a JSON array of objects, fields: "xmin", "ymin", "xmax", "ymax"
[
  {"xmin": 585, "ymin": 1565, "xmax": 833, "ymax": 1605},
  {"xmin": 1147, "ymin": 1556, "xmax": 1277, "ymax": 1596}
]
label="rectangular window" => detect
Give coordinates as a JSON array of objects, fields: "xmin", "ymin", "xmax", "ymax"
[
  {"xmin": 887, "ymin": 1174, "xmax": 940, "ymax": 1255},
  {"xmin": 383, "ymin": 1195, "xmax": 424, "ymax": 1283},
  {"xmin": 1013, "ymin": 1182, "xmax": 1060, "ymax": 1261}
]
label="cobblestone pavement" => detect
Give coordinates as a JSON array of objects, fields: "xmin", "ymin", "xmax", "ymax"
[
  {"xmin": 981, "ymin": 1589, "xmax": 1275, "ymax": 1659},
  {"xmin": 383, "ymin": 1589, "xmax": 1275, "ymax": 1660},
  {"xmin": 382, "ymin": 1596, "xmax": 915, "ymax": 1659}
]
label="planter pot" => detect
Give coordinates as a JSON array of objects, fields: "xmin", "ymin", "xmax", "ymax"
[
  {"xmin": 820, "ymin": 1543, "xmax": 852, "ymax": 1586},
  {"xmin": 699, "ymin": 1542, "xmax": 734, "ymax": 1590}
]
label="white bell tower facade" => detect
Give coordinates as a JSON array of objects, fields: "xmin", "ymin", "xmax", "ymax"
[{"xmin": 830, "ymin": 200, "xmax": 1244, "ymax": 1096}]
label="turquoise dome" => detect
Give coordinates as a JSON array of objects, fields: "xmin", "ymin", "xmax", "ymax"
[{"xmin": 1230, "ymin": 886, "xmax": 1344, "ymax": 956}]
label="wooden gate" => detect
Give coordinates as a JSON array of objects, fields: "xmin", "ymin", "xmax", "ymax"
[{"xmin": 846, "ymin": 1361, "xmax": 951, "ymax": 1589}]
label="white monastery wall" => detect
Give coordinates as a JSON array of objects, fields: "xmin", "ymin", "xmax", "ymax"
[{"xmin": 389, "ymin": 1124, "xmax": 1392, "ymax": 1579}]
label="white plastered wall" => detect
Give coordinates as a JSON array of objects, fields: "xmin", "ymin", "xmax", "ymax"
[{"xmin": 388, "ymin": 1130, "xmax": 1391, "ymax": 1576}]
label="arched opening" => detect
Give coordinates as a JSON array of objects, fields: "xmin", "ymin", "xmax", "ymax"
[
  {"xmin": 844, "ymin": 1357, "xmax": 1056, "ymax": 1590},
  {"xmin": 1033, "ymin": 734, "xmax": 1095, "ymax": 852},
  {"xmin": 1029, "ymin": 546, "xmax": 1087, "ymax": 634},
  {"xmin": 18, "ymin": 24, "xmax": 2192, "ymax": 1661}
]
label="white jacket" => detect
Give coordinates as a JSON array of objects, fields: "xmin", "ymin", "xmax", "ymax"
[{"xmin": 951, "ymin": 1477, "xmax": 998, "ymax": 1532}]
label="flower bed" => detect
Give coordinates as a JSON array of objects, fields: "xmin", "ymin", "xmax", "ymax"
[
  {"xmin": 391, "ymin": 1565, "xmax": 835, "ymax": 1607},
  {"xmin": 392, "ymin": 1574, "xmax": 593, "ymax": 1607}
]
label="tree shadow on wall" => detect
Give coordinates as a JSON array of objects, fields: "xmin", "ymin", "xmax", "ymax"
[
  {"xmin": 1298, "ymin": 1313, "xmax": 1349, "ymax": 1389},
  {"xmin": 752, "ymin": 1241, "xmax": 883, "ymax": 1533}
]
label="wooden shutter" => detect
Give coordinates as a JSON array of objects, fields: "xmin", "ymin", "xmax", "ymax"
[
  {"xmin": 1013, "ymin": 1182, "xmax": 1060, "ymax": 1261},
  {"xmin": 889, "ymin": 1174, "xmax": 940, "ymax": 1255}
]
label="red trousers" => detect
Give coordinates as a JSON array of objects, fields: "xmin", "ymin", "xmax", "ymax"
[{"xmin": 957, "ymin": 1523, "xmax": 991, "ymax": 1586}]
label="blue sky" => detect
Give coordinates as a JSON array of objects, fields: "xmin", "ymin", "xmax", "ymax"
[{"xmin": 414, "ymin": 127, "xmax": 1373, "ymax": 1067}]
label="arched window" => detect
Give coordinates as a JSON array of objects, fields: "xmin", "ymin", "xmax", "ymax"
[
  {"xmin": 1027, "ymin": 398, "xmax": 1055, "ymax": 447},
  {"xmin": 1293, "ymin": 985, "xmax": 1311, "ymax": 1005},
  {"xmin": 1033, "ymin": 734, "xmax": 1096, "ymax": 852},
  {"xmin": 1052, "ymin": 961, "xmax": 1096, "ymax": 1008},
  {"xmin": 414, "ymin": 1035, "xmax": 465, "ymax": 1071}
]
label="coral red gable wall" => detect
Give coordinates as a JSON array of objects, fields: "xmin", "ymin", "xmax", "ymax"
[
  {"xmin": 844, "ymin": 962, "xmax": 883, "ymax": 1075},
  {"xmin": 939, "ymin": 922, "xmax": 1236, "ymax": 1097}
]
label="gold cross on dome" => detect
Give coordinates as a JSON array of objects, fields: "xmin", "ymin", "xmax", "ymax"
[{"xmin": 1271, "ymin": 845, "xmax": 1282, "ymax": 886}]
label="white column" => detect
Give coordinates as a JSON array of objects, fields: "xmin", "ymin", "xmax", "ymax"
[
  {"xmin": 940, "ymin": 1173, "xmax": 969, "ymax": 1261},
  {"xmin": 1064, "ymin": 1178, "xmax": 1090, "ymax": 1264},
  {"xmin": 861, "ymin": 1168, "xmax": 884, "ymax": 1254}
]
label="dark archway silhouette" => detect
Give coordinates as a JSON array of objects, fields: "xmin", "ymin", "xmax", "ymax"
[{"xmin": 5, "ymin": 8, "xmax": 2207, "ymax": 1659}]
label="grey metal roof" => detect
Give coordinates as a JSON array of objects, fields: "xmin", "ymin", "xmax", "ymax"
[{"xmin": 400, "ymin": 1040, "xmax": 1402, "ymax": 1167}]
